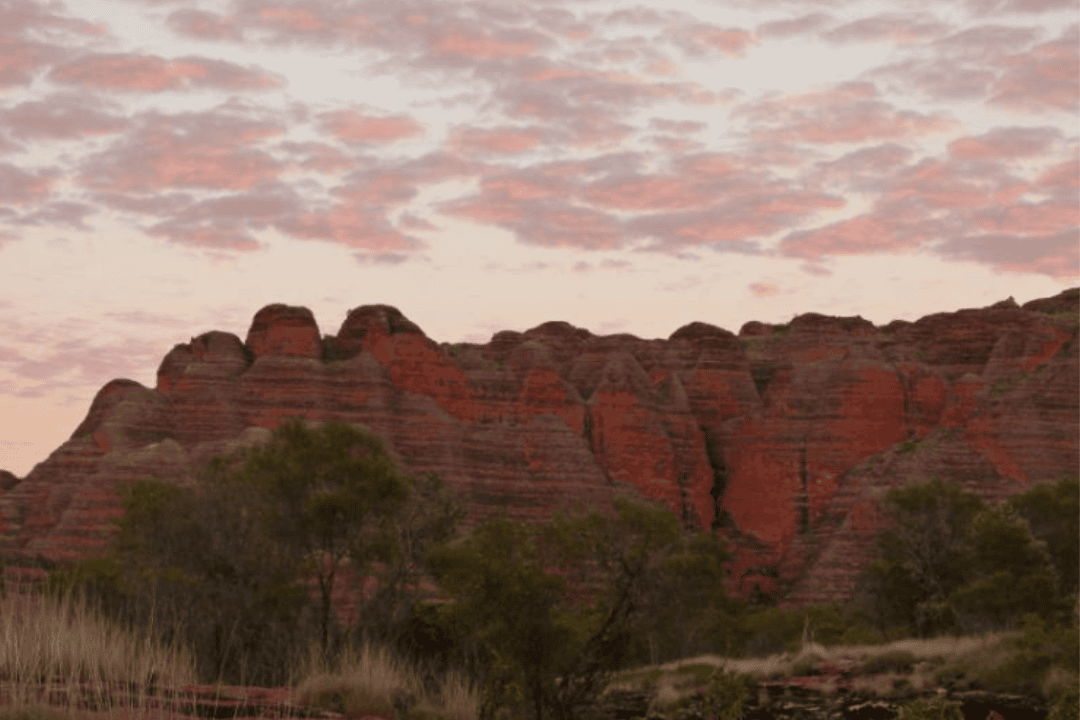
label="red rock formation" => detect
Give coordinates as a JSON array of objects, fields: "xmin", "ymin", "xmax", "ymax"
[
  {"xmin": 0, "ymin": 470, "xmax": 18, "ymax": 492},
  {"xmin": 0, "ymin": 289, "xmax": 1076, "ymax": 629}
]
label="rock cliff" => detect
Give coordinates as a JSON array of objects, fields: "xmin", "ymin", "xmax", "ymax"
[{"xmin": 0, "ymin": 289, "xmax": 1076, "ymax": 626}]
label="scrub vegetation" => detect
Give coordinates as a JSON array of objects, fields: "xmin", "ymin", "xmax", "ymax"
[{"xmin": 0, "ymin": 417, "xmax": 1075, "ymax": 720}]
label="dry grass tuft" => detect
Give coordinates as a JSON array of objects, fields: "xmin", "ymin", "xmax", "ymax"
[{"xmin": 0, "ymin": 580, "xmax": 479, "ymax": 720}]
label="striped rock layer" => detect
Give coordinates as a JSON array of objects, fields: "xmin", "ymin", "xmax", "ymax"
[{"xmin": 0, "ymin": 288, "xmax": 1076, "ymax": 627}]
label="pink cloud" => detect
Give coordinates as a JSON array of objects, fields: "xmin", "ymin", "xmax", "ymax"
[
  {"xmin": 648, "ymin": 135, "xmax": 706, "ymax": 154},
  {"xmin": 867, "ymin": 25, "xmax": 1077, "ymax": 113},
  {"xmin": 397, "ymin": 212, "xmax": 437, "ymax": 231},
  {"xmin": 166, "ymin": 10, "xmax": 243, "ymax": 42},
  {"xmin": 12, "ymin": 201, "xmax": 96, "ymax": 230},
  {"xmin": 500, "ymin": 67, "xmax": 692, "ymax": 121},
  {"xmin": 738, "ymin": 82, "xmax": 958, "ymax": 144},
  {"xmin": 0, "ymin": 136, "xmax": 22, "ymax": 154},
  {"xmin": 380, "ymin": 150, "xmax": 491, "ymax": 188},
  {"xmin": 966, "ymin": 0, "xmax": 1079, "ymax": 15},
  {"xmin": 934, "ymin": 229, "xmax": 1079, "ymax": 282},
  {"xmin": 0, "ymin": 0, "xmax": 108, "ymax": 40},
  {"xmin": 259, "ymin": 6, "xmax": 327, "ymax": 31},
  {"xmin": 626, "ymin": 200, "xmax": 812, "ymax": 250},
  {"xmin": 738, "ymin": 81, "xmax": 876, "ymax": 120},
  {"xmin": 447, "ymin": 126, "xmax": 549, "ymax": 156},
  {"xmin": 329, "ymin": 170, "xmax": 421, "ymax": 207},
  {"xmin": 526, "ymin": 66, "xmax": 592, "ymax": 83},
  {"xmin": 431, "ymin": 27, "xmax": 550, "ymax": 60},
  {"xmin": 164, "ymin": 183, "xmax": 305, "ymax": 227},
  {"xmin": 481, "ymin": 174, "xmax": 568, "ymax": 202},
  {"xmin": 321, "ymin": 151, "xmax": 491, "ymax": 220},
  {"xmin": 0, "ymin": 163, "xmax": 60, "ymax": 206},
  {"xmin": 88, "ymin": 191, "xmax": 195, "ymax": 217},
  {"xmin": 756, "ymin": 13, "xmax": 832, "ymax": 38},
  {"xmin": 988, "ymin": 29, "xmax": 1080, "ymax": 112},
  {"xmin": 274, "ymin": 141, "xmax": 359, "ymax": 174},
  {"xmin": 119, "ymin": 180, "xmax": 304, "ymax": 251},
  {"xmin": 571, "ymin": 258, "xmax": 633, "ymax": 273},
  {"xmin": 870, "ymin": 59, "xmax": 997, "ymax": 101},
  {"xmin": 932, "ymin": 24, "xmax": 1043, "ymax": 56},
  {"xmin": 787, "ymin": 104, "xmax": 955, "ymax": 144},
  {"xmin": 439, "ymin": 194, "xmax": 627, "ymax": 250},
  {"xmin": 316, "ymin": 110, "xmax": 425, "ymax": 145},
  {"xmin": 49, "ymin": 53, "xmax": 286, "ymax": 92},
  {"xmin": 866, "ymin": 25, "xmax": 1042, "ymax": 101},
  {"xmin": 569, "ymin": 35, "xmax": 674, "ymax": 70},
  {"xmin": 0, "ymin": 37, "xmax": 69, "ymax": 88},
  {"xmin": 749, "ymin": 282, "xmax": 780, "ymax": 297},
  {"xmin": 812, "ymin": 144, "xmax": 914, "ymax": 190},
  {"xmin": 559, "ymin": 116, "xmax": 637, "ymax": 149},
  {"xmin": 143, "ymin": 221, "xmax": 263, "ymax": 252},
  {"xmin": 645, "ymin": 59, "xmax": 677, "ymax": 76},
  {"xmin": 668, "ymin": 23, "xmax": 756, "ymax": 57},
  {"xmin": 777, "ymin": 216, "xmax": 913, "ymax": 258},
  {"xmin": 771, "ymin": 132, "xmax": 1077, "ymax": 283},
  {"xmin": 882, "ymin": 158, "xmax": 1000, "ymax": 209},
  {"xmin": 1034, "ymin": 157, "xmax": 1080, "ymax": 197},
  {"xmin": 648, "ymin": 118, "xmax": 706, "ymax": 133},
  {"xmin": 822, "ymin": 13, "xmax": 952, "ymax": 44},
  {"xmin": 585, "ymin": 174, "xmax": 716, "ymax": 211},
  {"xmin": 948, "ymin": 126, "xmax": 1061, "ymax": 160},
  {"xmin": 800, "ymin": 263, "xmax": 833, "ymax": 277},
  {"xmin": 672, "ymin": 152, "xmax": 747, "ymax": 177},
  {"xmin": 1, "ymin": 93, "xmax": 127, "ymax": 140},
  {"xmin": 972, "ymin": 200, "xmax": 1080, "ymax": 235},
  {"xmin": 75, "ymin": 110, "xmax": 286, "ymax": 192},
  {"xmin": 600, "ymin": 8, "xmax": 673, "ymax": 26},
  {"xmin": 274, "ymin": 204, "xmax": 429, "ymax": 252}
]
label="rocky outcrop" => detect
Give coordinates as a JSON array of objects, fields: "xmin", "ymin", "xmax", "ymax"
[
  {"xmin": 0, "ymin": 669, "xmax": 1049, "ymax": 720},
  {"xmin": 0, "ymin": 470, "xmax": 18, "ymax": 492},
  {"xmin": 0, "ymin": 289, "xmax": 1076, "ymax": 628},
  {"xmin": 659, "ymin": 685, "xmax": 1049, "ymax": 720}
]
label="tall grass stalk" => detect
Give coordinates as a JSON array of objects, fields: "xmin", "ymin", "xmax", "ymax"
[{"xmin": 0, "ymin": 577, "xmax": 479, "ymax": 720}]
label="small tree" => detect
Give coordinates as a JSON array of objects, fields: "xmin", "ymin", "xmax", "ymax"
[
  {"xmin": 947, "ymin": 502, "xmax": 1072, "ymax": 632},
  {"xmin": 426, "ymin": 495, "xmax": 739, "ymax": 720},
  {"xmin": 218, "ymin": 417, "xmax": 414, "ymax": 664},
  {"xmin": 426, "ymin": 513, "xmax": 569, "ymax": 719},
  {"xmin": 631, "ymin": 529, "xmax": 736, "ymax": 663},
  {"xmin": 1005, "ymin": 475, "xmax": 1079, "ymax": 600},
  {"xmin": 354, "ymin": 470, "xmax": 466, "ymax": 653},
  {"xmin": 39, "ymin": 416, "xmax": 443, "ymax": 687},
  {"xmin": 853, "ymin": 478, "xmax": 985, "ymax": 638}
]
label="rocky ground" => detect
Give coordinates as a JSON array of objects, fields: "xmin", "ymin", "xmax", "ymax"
[
  {"xmin": 603, "ymin": 677, "xmax": 1048, "ymax": 720},
  {"xmin": 0, "ymin": 663, "xmax": 1051, "ymax": 720}
]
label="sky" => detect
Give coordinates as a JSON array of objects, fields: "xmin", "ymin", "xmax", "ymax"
[{"xmin": 1, "ymin": 0, "xmax": 1078, "ymax": 478}]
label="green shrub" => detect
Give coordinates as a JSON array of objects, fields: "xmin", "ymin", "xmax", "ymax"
[
  {"xmin": 801, "ymin": 601, "xmax": 866, "ymax": 647},
  {"xmin": 838, "ymin": 625, "xmax": 887, "ymax": 646},
  {"xmin": 792, "ymin": 654, "xmax": 825, "ymax": 676},
  {"xmin": 858, "ymin": 650, "xmax": 917, "ymax": 675},
  {"xmin": 751, "ymin": 366, "xmax": 776, "ymax": 397},
  {"xmin": 700, "ymin": 668, "xmax": 754, "ymax": 720},
  {"xmin": 969, "ymin": 612, "xmax": 1080, "ymax": 696},
  {"xmin": 739, "ymin": 606, "xmax": 802, "ymax": 657},
  {"xmin": 897, "ymin": 696, "xmax": 964, "ymax": 720},
  {"xmin": 676, "ymin": 663, "xmax": 720, "ymax": 685},
  {"xmin": 1049, "ymin": 676, "xmax": 1079, "ymax": 720}
]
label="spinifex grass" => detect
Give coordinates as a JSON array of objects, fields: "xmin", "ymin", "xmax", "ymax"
[{"xmin": 0, "ymin": 579, "xmax": 479, "ymax": 720}]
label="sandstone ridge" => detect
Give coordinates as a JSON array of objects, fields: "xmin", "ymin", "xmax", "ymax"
[{"xmin": 1, "ymin": 289, "xmax": 1076, "ymax": 625}]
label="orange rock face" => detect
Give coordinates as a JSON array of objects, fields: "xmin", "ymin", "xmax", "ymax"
[{"xmin": 0, "ymin": 290, "xmax": 1076, "ymax": 628}]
